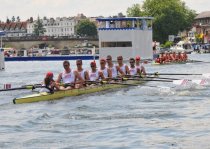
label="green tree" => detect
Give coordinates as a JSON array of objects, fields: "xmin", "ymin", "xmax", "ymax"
[
  {"xmin": 127, "ymin": 4, "xmax": 144, "ymax": 17},
  {"xmin": 127, "ymin": 0, "xmax": 196, "ymax": 43},
  {"xmin": 33, "ymin": 16, "xmax": 46, "ymax": 36},
  {"xmin": 76, "ymin": 20, "xmax": 97, "ymax": 37}
]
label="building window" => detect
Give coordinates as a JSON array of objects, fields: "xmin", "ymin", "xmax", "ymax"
[{"xmin": 101, "ymin": 41, "xmax": 132, "ymax": 47}]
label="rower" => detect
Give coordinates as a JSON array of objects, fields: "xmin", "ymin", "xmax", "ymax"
[
  {"xmin": 154, "ymin": 55, "xmax": 161, "ymax": 64},
  {"xmin": 169, "ymin": 52, "xmax": 175, "ymax": 62},
  {"xmin": 135, "ymin": 56, "xmax": 146, "ymax": 75},
  {"xmin": 40, "ymin": 72, "xmax": 60, "ymax": 93},
  {"xmin": 177, "ymin": 52, "xmax": 183, "ymax": 61},
  {"xmin": 183, "ymin": 52, "xmax": 188, "ymax": 61},
  {"xmin": 129, "ymin": 58, "xmax": 141, "ymax": 76},
  {"xmin": 76, "ymin": 59, "xmax": 90, "ymax": 81},
  {"xmin": 117, "ymin": 56, "xmax": 130, "ymax": 75},
  {"xmin": 56, "ymin": 60, "xmax": 84, "ymax": 90},
  {"xmin": 89, "ymin": 61, "xmax": 105, "ymax": 81},
  {"xmin": 159, "ymin": 53, "xmax": 165, "ymax": 63},
  {"xmin": 106, "ymin": 55, "xmax": 125, "ymax": 78},
  {"xmin": 99, "ymin": 58, "xmax": 112, "ymax": 79}
]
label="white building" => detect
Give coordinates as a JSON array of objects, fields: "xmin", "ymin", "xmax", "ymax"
[
  {"xmin": 0, "ymin": 22, "xmax": 27, "ymax": 37},
  {"xmin": 27, "ymin": 17, "xmax": 77, "ymax": 37},
  {"xmin": 96, "ymin": 17, "xmax": 153, "ymax": 61}
]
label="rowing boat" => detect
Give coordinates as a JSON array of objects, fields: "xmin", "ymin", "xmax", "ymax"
[{"xmin": 13, "ymin": 80, "xmax": 146, "ymax": 104}]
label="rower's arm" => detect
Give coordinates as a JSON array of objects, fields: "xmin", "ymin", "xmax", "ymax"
[
  {"xmin": 141, "ymin": 66, "xmax": 146, "ymax": 75},
  {"xmin": 99, "ymin": 71, "xmax": 105, "ymax": 80},
  {"xmin": 56, "ymin": 73, "xmax": 62, "ymax": 83},
  {"xmin": 117, "ymin": 66, "xmax": 125, "ymax": 76},
  {"xmin": 108, "ymin": 68, "xmax": 112, "ymax": 78},
  {"xmin": 137, "ymin": 68, "xmax": 141, "ymax": 76},
  {"xmin": 75, "ymin": 71, "xmax": 84, "ymax": 84},
  {"xmin": 125, "ymin": 65, "xmax": 130, "ymax": 75},
  {"xmin": 85, "ymin": 71, "xmax": 90, "ymax": 80}
]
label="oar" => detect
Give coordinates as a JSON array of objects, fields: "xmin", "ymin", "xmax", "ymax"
[
  {"xmin": 125, "ymin": 74, "xmax": 178, "ymax": 80},
  {"xmin": 106, "ymin": 77, "xmax": 173, "ymax": 83},
  {"xmin": 144, "ymin": 76, "xmax": 179, "ymax": 80},
  {"xmin": 173, "ymin": 79, "xmax": 209, "ymax": 86},
  {"xmin": 190, "ymin": 60, "xmax": 210, "ymax": 63},
  {"xmin": 85, "ymin": 80, "xmax": 140, "ymax": 86},
  {"xmin": 0, "ymin": 85, "xmax": 42, "ymax": 92},
  {"xmin": 147, "ymin": 72, "xmax": 210, "ymax": 77}
]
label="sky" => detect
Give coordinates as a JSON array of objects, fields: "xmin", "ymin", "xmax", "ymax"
[{"xmin": 0, "ymin": 0, "xmax": 209, "ymax": 21}]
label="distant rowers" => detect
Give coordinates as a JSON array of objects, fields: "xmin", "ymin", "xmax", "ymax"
[
  {"xmin": 89, "ymin": 61, "xmax": 105, "ymax": 81},
  {"xmin": 76, "ymin": 59, "xmax": 90, "ymax": 81},
  {"xmin": 129, "ymin": 58, "xmax": 141, "ymax": 75},
  {"xmin": 106, "ymin": 55, "xmax": 125, "ymax": 78},
  {"xmin": 56, "ymin": 60, "xmax": 84, "ymax": 90},
  {"xmin": 135, "ymin": 56, "xmax": 146, "ymax": 75},
  {"xmin": 99, "ymin": 58, "xmax": 112, "ymax": 79},
  {"xmin": 117, "ymin": 56, "xmax": 130, "ymax": 75}
]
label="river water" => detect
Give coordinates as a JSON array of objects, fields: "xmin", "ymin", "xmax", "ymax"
[{"xmin": 0, "ymin": 54, "xmax": 210, "ymax": 149}]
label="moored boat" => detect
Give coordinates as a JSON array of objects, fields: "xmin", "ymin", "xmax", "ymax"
[{"xmin": 13, "ymin": 79, "xmax": 146, "ymax": 104}]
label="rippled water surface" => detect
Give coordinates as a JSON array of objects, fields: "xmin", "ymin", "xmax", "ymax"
[{"xmin": 0, "ymin": 54, "xmax": 210, "ymax": 149}]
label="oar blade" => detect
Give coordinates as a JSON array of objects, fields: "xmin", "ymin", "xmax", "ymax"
[
  {"xmin": 173, "ymin": 79, "xmax": 189, "ymax": 85},
  {"xmin": 202, "ymin": 73, "xmax": 210, "ymax": 78},
  {"xmin": 192, "ymin": 79, "xmax": 209, "ymax": 86}
]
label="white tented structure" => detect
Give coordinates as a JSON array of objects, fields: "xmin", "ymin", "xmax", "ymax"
[
  {"xmin": 97, "ymin": 17, "xmax": 153, "ymax": 61},
  {"xmin": 0, "ymin": 31, "xmax": 5, "ymax": 70},
  {"xmin": 0, "ymin": 48, "xmax": 5, "ymax": 70}
]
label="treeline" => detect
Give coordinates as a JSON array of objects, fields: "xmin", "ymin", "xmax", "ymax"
[{"xmin": 126, "ymin": 0, "xmax": 196, "ymax": 43}]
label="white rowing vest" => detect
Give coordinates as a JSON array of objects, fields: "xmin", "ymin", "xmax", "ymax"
[
  {"xmin": 62, "ymin": 70, "xmax": 75, "ymax": 83},
  {"xmin": 78, "ymin": 69, "xmax": 86, "ymax": 80},
  {"xmin": 119, "ymin": 64, "xmax": 127, "ymax": 74},
  {"xmin": 136, "ymin": 63, "xmax": 143, "ymax": 70},
  {"xmin": 109, "ymin": 65, "xmax": 118, "ymax": 78},
  {"xmin": 89, "ymin": 70, "xmax": 99, "ymax": 81},
  {"xmin": 100, "ymin": 67, "xmax": 109, "ymax": 78},
  {"xmin": 129, "ymin": 67, "xmax": 138, "ymax": 75}
]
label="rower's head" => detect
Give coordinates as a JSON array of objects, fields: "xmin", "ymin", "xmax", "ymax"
[
  {"xmin": 129, "ymin": 58, "xmax": 135, "ymax": 67},
  {"xmin": 100, "ymin": 58, "xmax": 106, "ymax": 68},
  {"xmin": 135, "ymin": 56, "xmax": 141, "ymax": 63},
  {"xmin": 46, "ymin": 71, "xmax": 54, "ymax": 79},
  {"xmin": 76, "ymin": 59, "xmax": 82, "ymax": 68},
  {"xmin": 106, "ymin": 55, "xmax": 112, "ymax": 64},
  {"xmin": 90, "ymin": 61, "xmax": 97, "ymax": 71},
  {"xmin": 63, "ymin": 60, "xmax": 70, "ymax": 70},
  {"xmin": 117, "ymin": 56, "xmax": 123, "ymax": 64}
]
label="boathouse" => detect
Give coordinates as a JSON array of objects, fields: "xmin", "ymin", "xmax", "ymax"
[{"xmin": 96, "ymin": 17, "xmax": 153, "ymax": 60}]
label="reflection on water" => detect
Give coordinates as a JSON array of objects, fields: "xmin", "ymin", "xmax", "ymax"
[{"xmin": 0, "ymin": 54, "xmax": 210, "ymax": 148}]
